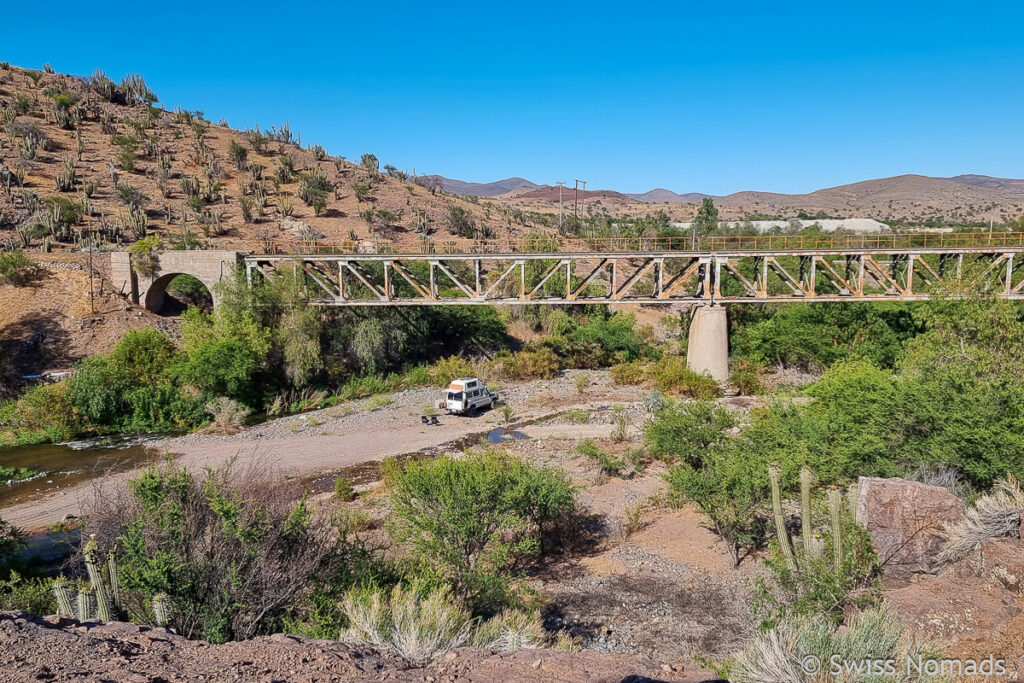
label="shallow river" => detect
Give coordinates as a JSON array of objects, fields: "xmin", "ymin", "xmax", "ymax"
[{"xmin": 0, "ymin": 436, "xmax": 163, "ymax": 508}]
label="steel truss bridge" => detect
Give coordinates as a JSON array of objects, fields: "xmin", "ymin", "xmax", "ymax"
[{"xmin": 243, "ymin": 233, "xmax": 1024, "ymax": 306}]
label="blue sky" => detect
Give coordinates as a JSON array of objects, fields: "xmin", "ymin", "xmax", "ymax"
[{"xmin": 5, "ymin": 2, "xmax": 1023, "ymax": 194}]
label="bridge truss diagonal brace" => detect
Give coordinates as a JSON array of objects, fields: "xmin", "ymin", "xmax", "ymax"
[
  {"xmin": 430, "ymin": 260, "xmax": 476, "ymax": 300},
  {"xmin": 523, "ymin": 259, "xmax": 570, "ymax": 300},
  {"xmin": 657, "ymin": 258, "xmax": 700, "ymax": 300},
  {"xmin": 766, "ymin": 257, "xmax": 807, "ymax": 297},
  {"xmin": 720, "ymin": 258, "xmax": 758, "ymax": 298},
  {"xmin": 611, "ymin": 258, "xmax": 659, "ymax": 300},
  {"xmin": 340, "ymin": 260, "xmax": 386, "ymax": 301},
  {"xmin": 483, "ymin": 259, "xmax": 526, "ymax": 300},
  {"xmin": 568, "ymin": 258, "xmax": 611, "ymax": 300},
  {"xmin": 303, "ymin": 262, "xmax": 340, "ymax": 300},
  {"xmin": 814, "ymin": 255, "xmax": 861, "ymax": 296},
  {"xmin": 387, "ymin": 260, "xmax": 432, "ymax": 299},
  {"xmin": 862, "ymin": 256, "xmax": 906, "ymax": 296}
]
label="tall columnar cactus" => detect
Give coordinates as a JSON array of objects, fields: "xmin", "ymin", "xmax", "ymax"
[
  {"xmin": 77, "ymin": 587, "xmax": 93, "ymax": 622},
  {"xmin": 152, "ymin": 593, "xmax": 170, "ymax": 628},
  {"xmin": 83, "ymin": 535, "xmax": 113, "ymax": 621},
  {"xmin": 51, "ymin": 577, "xmax": 74, "ymax": 617},
  {"xmin": 800, "ymin": 466, "xmax": 822, "ymax": 559},
  {"xmin": 107, "ymin": 547, "xmax": 122, "ymax": 611},
  {"xmin": 768, "ymin": 463, "xmax": 797, "ymax": 571},
  {"xmin": 828, "ymin": 487, "xmax": 844, "ymax": 570}
]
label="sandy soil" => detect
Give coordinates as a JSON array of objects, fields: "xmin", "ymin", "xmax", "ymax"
[{"xmin": 0, "ymin": 370, "xmax": 645, "ymax": 532}]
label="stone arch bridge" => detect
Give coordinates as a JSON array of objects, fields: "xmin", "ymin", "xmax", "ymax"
[{"xmin": 110, "ymin": 250, "xmax": 243, "ymax": 313}]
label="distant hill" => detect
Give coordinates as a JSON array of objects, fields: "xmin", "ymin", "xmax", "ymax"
[
  {"xmin": 421, "ymin": 176, "xmax": 538, "ymax": 196},
  {"xmin": 626, "ymin": 188, "xmax": 711, "ymax": 203},
  {"xmin": 947, "ymin": 174, "xmax": 1024, "ymax": 193},
  {"xmin": 496, "ymin": 174, "xmax": 1024, "ymax": 224}
]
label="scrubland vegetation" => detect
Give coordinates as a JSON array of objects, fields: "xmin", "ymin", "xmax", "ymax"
[{"xmin": 2, "ymin": 63, "xmax": 1024, "ymax": 673}]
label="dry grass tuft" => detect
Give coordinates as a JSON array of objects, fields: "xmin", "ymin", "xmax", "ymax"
[
  {"xmin": 203, "ymin": 396, "xmax": 249, "ymax": 434},
  {"xmin": 934, "ymin": 475, "xmax": 1023, "ymax": 566}
]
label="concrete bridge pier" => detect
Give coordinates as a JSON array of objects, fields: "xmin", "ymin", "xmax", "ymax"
[{"xmin": 686, "ymin": 304, "xmax": 729, "ymax": 383}]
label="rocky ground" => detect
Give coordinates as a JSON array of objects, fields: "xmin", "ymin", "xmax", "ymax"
[{"xmin": 0, "ymin": 611, "xmax": 722, "ymax": 682}]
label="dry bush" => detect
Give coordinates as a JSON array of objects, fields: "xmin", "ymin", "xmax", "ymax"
[
  {"xmin": 731, "ymin": 608, "xmax": 946, "ymax": 683},
  {"xmin": 203, "ymin": 396, "xmax": 249, "ymax": 434},
  {"xmin": 490, "ymin": 348, "xmax": 560, "ymax": 381},
  {"xmin": 83, "ymin": 457, "xmax": 338, "ymax": 642},
  {"xmin": 651, "ymin": 356, "xmax": 721, "ymax": 398},
  {"xmin": 934, "ymin": 475, "xmax": 1023, "ymax": 566},
  {"xmin": 471, "ymin": 608, "xmax": 546, "ymax": 651},
  {"xmin": 610, "ymin": 361, "xmax": 647, "ymax": 385},
  {"xmin": 340, "ymin": 583, "xmax": 551, "ymax": 665},
  {"xmin": 340, "ymin": 584, "xmax": 474, "ymax": 665},
  {"xmin": 429, "ymin": 355, "xmax": 475, "ymax": 385}
]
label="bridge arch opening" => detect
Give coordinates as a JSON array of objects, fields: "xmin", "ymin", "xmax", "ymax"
[{"xmin": 144, "ymin": 273, "xmax": 214, "ymax": 315}]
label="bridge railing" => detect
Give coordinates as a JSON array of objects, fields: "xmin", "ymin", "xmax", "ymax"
[{"xmin": 256, "ymin": 232, "xmax": 1024, "ymax": 255}]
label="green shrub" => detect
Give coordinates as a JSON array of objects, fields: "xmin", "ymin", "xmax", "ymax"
[
  {"xmin": 171, "ymin": 338, "xmax": 260, "ymax": 404},
  {"xmin": 576, "ymin": 439, "xmax": 624, "ymax": 475},
  {"xmin": 651, "ymin": 356, "xmax": 721, "ymax": 398},
  {"xmin": 0, "ymin": 465, "xmax": 38, "ymax": 481},
  {"xmin": 730, "ymin": 360, "xmax": 765, "ymax": 395},
  {"xmin": 107, "ymin": 329, "xmax": 176, "ymax": 386},
  {"xmin": 13, "ymin": 381, "xmax": 81, "ymax": 441},
  {"xmin": 384, "ymin": 451, "xmax": 575, "ymax": 612},
  {"xmin": 333, "ymin": 475, "xmax": 356, "ymax": 501},
  {"xmin": 430, "ymin": 356, "xmax": 474, "ymax": 386},
  {"xmin": 0, "ymin": 572, "xmax": 55, "ymax": 614},
  {"xmin": 491, "ymin": 348, "xmax": 559, "ymax": 381},
  {"xmin": 568, "ymin": 313, "xmax": 645, "ymax": 362},
  {"xmin": 732, "ymin": 302, "xmax": 920, "ymax": 371},
  {"xmin": 665, "ymin": 445, "xmax": 767, "ymax": 567},
  {"xmin": 0, "ymin": 251, "xmax": 36, "ymax": 285},
  {"xmin": 609, "ymin": 361, "xmax": 646, "ymax": 385},
  {"xmin": 0, "ymin": 517, "xmax": 27, "ymax": 579},
  {"xmin": 645, "ymin": 400, "xmax": 735, "ymax": 466}
]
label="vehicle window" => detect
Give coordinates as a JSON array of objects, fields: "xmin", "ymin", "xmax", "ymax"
[{"xmin": 448, "ymin": 391, "xmax": 463, "ymax": 401}]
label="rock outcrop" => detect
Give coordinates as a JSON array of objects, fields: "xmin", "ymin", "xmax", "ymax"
[{"xmin": 856, "ymin": 477, "xmax": 965, "ymax": 584}]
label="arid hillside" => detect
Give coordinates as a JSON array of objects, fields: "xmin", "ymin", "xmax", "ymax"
[
  {"xmin": 492, "ymin": 175, "xmax": 1024, "ymax": 225},
  {"xmin": 0, "ymin": 64, "xmax": 553, "ymax": 255}
]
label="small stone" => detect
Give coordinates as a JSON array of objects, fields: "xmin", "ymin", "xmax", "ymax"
[{"xmin": 531, "ymin": 659, "xmax": 543, "ymax": 669}]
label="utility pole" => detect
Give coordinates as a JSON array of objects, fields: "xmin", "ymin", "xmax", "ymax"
[
  {"xmin": 578, "ymin": 180, "xmax": 587, "ymax": 223},
  {"xmin": 573, "ymin": 180, "xmax": 580, "ymax": 222},
  {"xmin": 556, "ymin": 181, "xmax": 566, "ymax": 234}
]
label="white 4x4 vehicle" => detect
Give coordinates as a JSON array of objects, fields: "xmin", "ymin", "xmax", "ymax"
[{"xmin": 444, "ymin": 377, "xmax": 498, "ymax": 416}]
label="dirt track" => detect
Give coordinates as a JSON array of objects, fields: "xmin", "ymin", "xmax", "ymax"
[{"xmin": 0, "ymin": 371, "xmax": 640, "ymax": 532}]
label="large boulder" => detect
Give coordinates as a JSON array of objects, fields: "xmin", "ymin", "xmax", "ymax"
[{"xmin": 856, "ymin": 477, "xmax": 964, "ymax": 585}]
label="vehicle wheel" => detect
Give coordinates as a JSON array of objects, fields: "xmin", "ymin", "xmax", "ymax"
[
  {"xmin": 468, "ymin": 405, "xmax": 477, "ymax": 417},
  {"xmin": 490, "ymin": 399, "xmax": 497, "ymax": 410}
]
